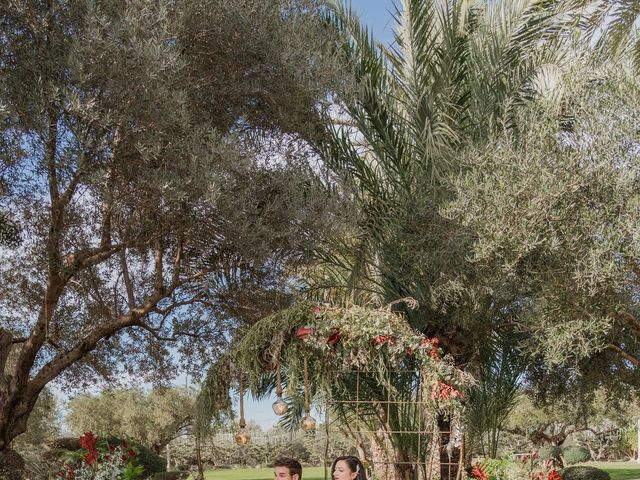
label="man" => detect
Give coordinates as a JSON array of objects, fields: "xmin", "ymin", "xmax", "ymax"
[{"xmin": 274, "ymin": 457, "xmax": 303, "ymax": 480}]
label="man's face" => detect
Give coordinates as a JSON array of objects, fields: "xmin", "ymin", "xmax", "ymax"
[{"xmin": 275, "ymin": 466, "xmax": 299, "ymax": 480}]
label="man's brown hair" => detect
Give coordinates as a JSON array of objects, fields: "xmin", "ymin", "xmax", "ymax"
[{"xmin": 274, "ymin": 457, "xmax": 303, "ymax": 480}]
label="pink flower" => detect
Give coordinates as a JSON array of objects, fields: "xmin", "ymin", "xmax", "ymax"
[
  {"xmin": 295, "ymin": 327, "xmax": 315, "ymax": 340},
  {"xmin": 431, "ymin": 381, "xmax": 462, "ymax": 401},
  {"xmin": 421, "ymin": 337, "xmax": 440, "ymax": 359},
  {"xmin": 372, "ymin": 335, "xmax": 395, "ymax": 346}
]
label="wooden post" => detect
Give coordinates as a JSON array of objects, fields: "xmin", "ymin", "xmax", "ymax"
[{"xmin": 637, "ymin": 419, "xmax": 640, "ymax": 464}]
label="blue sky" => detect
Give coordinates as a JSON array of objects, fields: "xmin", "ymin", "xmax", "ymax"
[{"xmin": 349, "ymin": 0, "xmax": 397, "ymax": 46}]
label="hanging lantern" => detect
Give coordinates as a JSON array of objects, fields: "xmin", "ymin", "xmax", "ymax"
[
  {"xmin": 272, "ymin": 361, "xmax": 289, "ymax": 416},
  {"xmin": 300, "ymin": 414, "xmax": 317, "ymax": 432},
  {"xmin": 235, "ymin": 374, "xmax": 251, "ymax": 445},
  {"xmin": 301, "ymin": 354, "xmax": 316, "ymax": 431},
  {"xmin": 235, "ymin": 427, "xmax": 251, "ymax": 445},
  {"xmin": 272, "ymin": 397, "xmax": 288, "ymax": 416}
]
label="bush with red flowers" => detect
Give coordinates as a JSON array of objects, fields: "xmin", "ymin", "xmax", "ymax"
[{"xmin": 55, "ymin": 432, "xmax": 143, "ymax": 480}]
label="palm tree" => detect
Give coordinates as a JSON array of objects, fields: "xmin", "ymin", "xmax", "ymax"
[
  {"xmin": 582, "ymin": 0, "xmax": 640, "ymax": 71},
  {"xmin": 317, "ymin": 0, "xmax": 574, "ymax": 478}
]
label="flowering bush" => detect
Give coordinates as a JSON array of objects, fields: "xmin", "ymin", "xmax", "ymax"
[
  {"xmin": 56, "ymin": 432, "xmax": 143, "ymax": 480},
  {"xmin": 519, "ymin": 450, "xmax": 562, "ymax": 480}
]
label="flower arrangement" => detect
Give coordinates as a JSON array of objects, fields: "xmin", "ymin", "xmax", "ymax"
[
  {"xmin": 55, "ymin": 432, "xmax": 143, "ymax": 480},
  {"xmin": 295, "ymin": 303, "xmax": 472, "ymax": 409}
]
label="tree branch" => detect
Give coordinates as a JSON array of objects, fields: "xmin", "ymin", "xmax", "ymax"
[
  {"xmin": 100, "ymin": 127, "xmax": 121, "ymax": 247},
  {"xmin": 173, "ymin": 236, "xmax": 183, "ymax": 286},
  {"xmin": 119, "ymin": 249, "xmax": 136, "ymax": 310},
  {"xmin": 155, "ymin": 239, "xmax": 164, "ymax": 294},
  {"xmin": 45, "ymin": 104, "xmax": 59, "ymax": 204},
  {"xmin": 134, "ymin": 322, "xmax": 204, "ymax": 342},
  {"xmin": 27, "ymin": 282, "xmax": 182, "ymax": 396},
  {"xmin": 606, "ymin": 342, "xmax": 640, "ymax": 366}
]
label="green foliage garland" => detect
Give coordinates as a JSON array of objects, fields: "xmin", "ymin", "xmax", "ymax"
[{"xmin": 197, "ymin": 300, "xmax": 473, "ymax": 435}]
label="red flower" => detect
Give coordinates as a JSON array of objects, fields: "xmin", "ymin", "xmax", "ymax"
[
  {"xmin": 421, "ymin": 337, "xmax": 440, "ymax": 359},
  {"xmin": 547, "ymin": 471, "xmax": 562, "ymax": 480},
  {"xmin": 431, "ymin": 381, "xmax": 462, "ymax": 401},
  {"xmin": 470, "ymin": 463, "xmax": 488, "ymax": 480},
  {"xmin": 295, "ymin": 327, "xmax": 315, "ymax": 340},
  {"xmin": 84, "ymin": 448, "xmax": 99, "ymax": 466},
  {"xmin": 327, "ymin": 329, "xmax": 341, "ymax": 346},
  {"xmin": 79, "ymin": 432, "xmax": 97, "ymax": 451},
  {"xmin": 372, "ymin": 335, "xmax": 395, "ymax": 346}
]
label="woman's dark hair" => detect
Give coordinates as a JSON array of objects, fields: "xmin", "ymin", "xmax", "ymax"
[{"xmin": 331, "ymin": 456, "xmax": 367, "ymax": 480}]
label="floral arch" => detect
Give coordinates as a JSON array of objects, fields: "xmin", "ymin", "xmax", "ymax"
[{"xmin": 197, "ymin": 300, "xmax": 473, "ymax": 480}]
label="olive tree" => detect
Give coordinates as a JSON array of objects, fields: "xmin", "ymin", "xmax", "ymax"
[{"xmin": 0, "ymin": 0, "xmax": 342, "ymax": 471}]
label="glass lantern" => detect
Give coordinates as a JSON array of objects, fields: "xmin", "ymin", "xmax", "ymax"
[
  {"xmin": 300, "ymin": 414, "xmax": 316, "ymax": 432},
  {"xmin": 235, "ymin": 427, "xmax": 251, "ymax": 445},
  {"xmin": 272, "ymin": 397, "xmax": 288, "ymax": 416}
]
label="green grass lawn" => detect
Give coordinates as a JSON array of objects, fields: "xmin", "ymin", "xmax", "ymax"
[
  {"xmin": 198, "ymin": 466, "xmax": 326, "ymax": 480},
  {"xmin": 578, "ymin": 461, "xmax": 640, "ymax": 480},
  {"xmin": 196, "ymin": 462, "xmax": 640, "ymax": 480}
]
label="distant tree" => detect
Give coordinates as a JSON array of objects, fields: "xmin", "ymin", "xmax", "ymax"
[
  {"xmin": 0, "ymin": 0, "xmax": 342, "ymax": 471},
  {"xmin": 66, "ymin": 387, "xmax": 194, "ymax": 454},
  {"xmin": 505, "ymin": 388, "xmax": 638, "ymax": 450}
]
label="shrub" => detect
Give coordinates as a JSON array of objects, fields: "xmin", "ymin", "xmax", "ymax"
[
  {"xmin": 539, "ymin": 445, "xmax": 562, "ymax": 460},
  {"xmin": 562, "ymin": 446, "xmax": 591, "ymax": 465},
  {"xmin": 103, "ymin": 437, "xmax": 167, "ymax": 476},
  {"xmin": 47, "ymin": 437, "xmax": 81, "ymax": 450},
  {"xmin": 47, "ymin": 435, "xmax": 167, "ymax": 477},
  {"xmin": 481, "ymin": 457, "xmax": 518, "ymax": 478},
  {"xmin": 562, "ymin": 466, "xmax": 610, "ymax": 480}
]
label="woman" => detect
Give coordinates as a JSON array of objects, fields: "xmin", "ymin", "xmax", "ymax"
[{"xmin": 331, "ymin": 455, "xmax": 367, "ymax": 480}]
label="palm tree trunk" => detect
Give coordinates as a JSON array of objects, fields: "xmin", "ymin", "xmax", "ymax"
[{"xmin": 437, "ymin": 413, "xmax": 460, "ymax": 480}]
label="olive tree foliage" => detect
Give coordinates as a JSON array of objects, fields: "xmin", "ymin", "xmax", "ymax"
[
  {"xmin": 443, "ymin": 61, "xmax": 640, "ymax": 385},
  {"xmin": 66, "ymin": 387, "xmax": 194, "ymax": 454},
  {"xmin": 0, "ymin": 0, "xmax": 343, "ymax": 461}
]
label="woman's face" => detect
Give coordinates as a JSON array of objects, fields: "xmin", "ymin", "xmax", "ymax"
[{"xmin": 333, "ymin": 460, "xmax": 357, "ymax": 480}]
